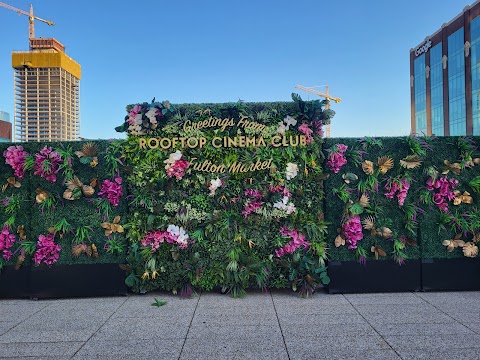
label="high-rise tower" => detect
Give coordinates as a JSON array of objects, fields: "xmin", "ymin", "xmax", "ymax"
[{"xmin": 12, "ymin": 38, "xmax": 81, "ymax": 142}]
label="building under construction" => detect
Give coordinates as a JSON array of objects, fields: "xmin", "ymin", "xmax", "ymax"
[{"xmin": 11, "ymin": 38, "xmax": 81, "ymax": 142}]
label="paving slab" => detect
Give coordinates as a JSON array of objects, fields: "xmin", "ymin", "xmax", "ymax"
[
  {"xmin": 345, "ymin": 292, "xmax": 426, "ymax": 305},
  {"xmin": 281, "ymin": 322, "xmax": 377, "ymax": 337},
  {"xmin": 370, "ymin": 321, "xmax": 475, "ymax": 336},
  {"xmin": 361, "ymin": 311, "xmax": 454, "ymax": 324},
  {"xmin": 186, "ymin": 324, "xmax": 282, "ymax": 339},
  {"xmin": 192, "ymin": 312, "xmax": 278, "ymax": 326},
  {"xmin": 90, "ymin": 316, "xmax": 190, "ymax": 341},
  {"xmin": 112, "ymin": 293, "xmax": 198, "ymax": 318},
  {"xmin": 383, "ymin": 334, "xmax": 480, "ymax": 350},
  {"xmin": 278, "ymin": 313, "xmax": 368, "ymax": 325},
  {"xmin": 0, "ymin": 341, "xmax": 84, "ymax": 357},
  {"xmin": 180, "ymin": 333, "xmax": 287, "ymax": 360},
  {"xmin": 0, "ymin": 321, "xmax": 19, "ymax": 336},
  {"xmin": 396, "ymin": 348, "xmax": 480, "ymax": 359},
  {"xmin": 73, "ymin": 338, "xmax": 183, "ymax": 358},
  {"xmin": 285, "ymin": 335, "xmax": 391, "ymax": 352},
  {"xmin": 288, "ymin": 349, "xmax": 401, "ymax": 360},
  {"xmin": 0, "ymin": 302, "xmax": 50, "ymax": 322},
  {"xmin": 271, "ymin": 289, "xmax": 350, "ymax": 305}
]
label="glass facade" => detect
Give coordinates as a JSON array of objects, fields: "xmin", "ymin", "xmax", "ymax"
[
  {"xmin": 414, "ymin": 54, "xmax": 427, "ymax": 134},
  {"xmin": 430, "ymin": 43, "xmax": 444, "ymax": 136},
  {"xmin": 472, "ymin": 17, "xmax": 480, "ymax": 134},
  {"xmin": 448, "ymin": 27, "xmax": 466, "ymax": 135}
]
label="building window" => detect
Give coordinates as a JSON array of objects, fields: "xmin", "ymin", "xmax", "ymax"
[
  {"xmin": 472, "ymin": 17, "xmax": 480, "ymax": 134},
  {"xmin": 448, "ymin": 27, "xmax": 466, "ymax": 135},
  {"xmin": 414, "ymin": 54, "xmax": 427, "ymax": 134},
  {"xmin": 430, "ymin": 43, "xmax": 444, "ymax": 136}
]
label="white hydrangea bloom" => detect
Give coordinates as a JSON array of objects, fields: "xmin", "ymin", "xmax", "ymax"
[{"xmin": 285, "ymin": 163, "xmax": 298, "ymax": 180}]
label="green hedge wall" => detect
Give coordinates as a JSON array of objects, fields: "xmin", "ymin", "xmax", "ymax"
[
  {"xmin": 324, "ymin": 136, "xmax": 480, "ymax": 263},
  {"xmin": 2, "ymin": 98, "xmax": 479, "ymax": 296},
  {"xmin": 0, "ymin": 141, "xmax": 128, "ymax": 271}
]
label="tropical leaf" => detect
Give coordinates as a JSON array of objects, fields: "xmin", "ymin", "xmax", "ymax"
[
  {"xmin": 400, "ymin": 155, "xmax": 422, "ymax": 169},
  {"xmin": 377, "ymin": 156, "xmax": 394, "ymax": 174}
]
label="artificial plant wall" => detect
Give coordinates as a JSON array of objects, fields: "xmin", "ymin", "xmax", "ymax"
[
  {"xmin": 118, "ymin": 95, "xmax": 333, "ymax": 297},
  {"xmin": 0, "ymin": 141, "xmax": 127, "ymax": 271},
  {"xmin": 324, "ymin": 136, "xmax": 480, "ymax": 264}
]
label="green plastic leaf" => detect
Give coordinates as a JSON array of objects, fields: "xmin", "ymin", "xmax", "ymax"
[
  {"xmin": 125, "ymin": 273, "xmax": 138, "ymax": 287},
  {"xmin": 79, "ymin": 156, "xmax": 93, "ymax": 165},
  {"xmin": 151, "ymin": 298, "xmax": 167, "ymax": 307},
  {"xmin": 349, "ymin": 203, "xmax": 364, "ymax": 215},
  {"xmin": 115, "ymin": 123, "xmax": 128, "ymax": 133}
]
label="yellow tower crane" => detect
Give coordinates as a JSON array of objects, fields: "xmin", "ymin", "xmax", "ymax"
[
  {"xmin": 0, "ymin": 2, "xmax": 54, "ymax": 41},
  {"xmin": 295, "ymin": 84, "xmax": 341, "ymax": 138}
]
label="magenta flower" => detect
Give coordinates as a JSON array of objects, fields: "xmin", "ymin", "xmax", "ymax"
[
  {"xmin": 33, "ymin": 146, "xmax": 62, "ymax": 183},
  {"xmin": 275, "ymin": 226, "xmax": 310, "ymax": 257},
  {"xmin": 326, "ymin": 144, "xmax": 348, "ymax": 174},
  {"xmin": 4, "ymin": 145, "xmax": 29, "ymax": 179},
  {"xmin": 0, "ymin": 225, "xmax": 16, "ymax": 261},
  {"xmin": 33, "ymin": 233, "xmax": 61, "ymax": 266},
  {"xmin": 342, "ymin": 214, "xmax": 363, "ymax": 249},
  {"xmin": 426, "ymin": 177, "xmax": 458, "ymax": 212},
  {"xmin": 312, "ymin": 121, "xmax": 324, "ymax": 137},
  {"xmin": 141, "ymin": 225, "xmax": 189, "ymax": 251},
  {"xmin": 384, "ymin": 177, "xmax": 411, "ymax": 206},
  {"xmin": 298, "ymin": 123, "xmax": 314, "ymax": 144},
  {"xmin": 98, "ymin": 177, "xmax": 123, "ymax": 206}
]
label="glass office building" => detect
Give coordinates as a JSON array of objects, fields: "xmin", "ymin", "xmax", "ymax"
[{"xmin": 410, "ymin": 1, "xmax": 480, "ymax": 135}]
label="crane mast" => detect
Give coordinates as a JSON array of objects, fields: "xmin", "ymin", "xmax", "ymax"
[
  {"xmin": 0, "ymin": 2, "xmax": 54, "ymax": 41},
  {"xmin": 295, "ymin": 84, "xmax": 341, "ymax": 138}
]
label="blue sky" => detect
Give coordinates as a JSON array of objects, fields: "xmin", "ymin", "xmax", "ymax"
[{"xmin": 0, "ymin": 0, "xmax": 473, "ymax": 139}]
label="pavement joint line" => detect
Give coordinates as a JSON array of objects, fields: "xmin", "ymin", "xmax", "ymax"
[
  {"xmin": 343, "ymin": 293, "xmax": 402, "ymax": 359},
  {"xmin": 69, "ymin": 295, "xmax": 129, "ymax": 359},
  {"xmin": 270, "ymin": 290, "xmax": 291, "ymax": 360},
  {"xmin": 177, "ymin": 289, "xmax": 201, "ymax": 360},
  {"xmin": 412, "ymin": 291, "xmax": 478, "ymax": 335},
  {"xmin": 0, "ymin": 299, "xmax": 50, "ymax": 339}
]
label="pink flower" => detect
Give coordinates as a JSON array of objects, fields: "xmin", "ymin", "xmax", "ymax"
[
  {"xmin": 342, "ymin": 214, "xmax": 363, "ymax": 250},
  {"xmin": 4, "ymin": 145, "xmax": 29, "ymax": 179},
  {"xmin": 98, "ymin": 177, "xmax": 123, "ymax": 206},
  {"xmin": 275, "ymin": 226, "xmax": 310, "ymax": 257},
  {"xmin": 141, "ymin": 225, "xmax": 189, "ymax": 251},
  {"xmin": 164, "ymin": 151, "xmax": 189, "ymax": 180},
  {"xmin": 298, "ymin": 123, "xmax": 314, "ymax": 144},
  {"xmin": 326, "ymin": 144, "xmax": 348, "ymax": 174},
  {"xmin": 312, "ymin": 121, "xmax": 324, "ymax": 137},
  {"xmin": 0, "ymin": 225, "xmax": 16, "ymax": 260},
  {"xmin": 426, "ymin": 177, "xmax": 458, "ymax": 212},
  {"xmin": 33, "ymin": 146, "xmax": 62, "ymax": 183},
  {"xmin": 33, "ymin": 233, "xmax": 61, "ymax": 266},
  {"xmin": 384, "ymin": 177, "xmax": 410, "ymax": 206}
]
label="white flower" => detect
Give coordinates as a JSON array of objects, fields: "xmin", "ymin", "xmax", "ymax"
[
  {"xmin": 176, "ymin": 227, "xmax": 189, "ymax": 246},
  {"xmin": 145, "ymin": 108, "xmax": 158, "ymax": 124},
  {"xmin": 209, "ymin": 177, "xmax": 222, "ymax": 196},
  {"xmin": 273, "ymin": 196, "xmax": 296, "ymax": 214},
  {"xmin": 284, "ymin": 115, "xmax": 297, "ymax": 130},
  {"xmin": 166, "ymin": 224, "xmax": 180, "ymax": 237},
  {"xmin": 286, "ymin": 163, "xmax": 298, "ymax": 180},
  {"xmin": 277, "ymin": 121, "xmax": 286, "ymax": 134},
  {"xmin": 164, "ymin": 150, "xmax": 183, "ymax": 170}
]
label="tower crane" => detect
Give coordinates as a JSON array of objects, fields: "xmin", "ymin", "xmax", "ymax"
[
  {"xmin": 295, "ymin": 84, "xmax": 341, "ymax": 138},
  {"xmin": 0, "ymin": 2, "xmax": 54, "ymax": 40}
]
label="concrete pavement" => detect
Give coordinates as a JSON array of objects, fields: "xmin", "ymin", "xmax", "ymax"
[{"xmin": 0, "ymin": 290, "xmax": 479, "ymax": 359}]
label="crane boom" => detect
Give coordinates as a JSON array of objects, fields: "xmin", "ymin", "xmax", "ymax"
[
  {"xmin": 0, "ymin": 2, "xmax": 54, "ymax": 39},
  {"xmin": 295, "ymin": 84, "xmax": 341, "ymax": 138}
]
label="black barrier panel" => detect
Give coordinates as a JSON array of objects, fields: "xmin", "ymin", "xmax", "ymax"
[
  {"xmin": 29, "ymin": 264, "xmax": 127, "ymax": 299},
  {"xmin": 327, "ymin": 260, "xmax": 422, "ymax": 294},
  {"xmin": 421, "ymin": 258, "xmax": 480, "ymax": 291}
]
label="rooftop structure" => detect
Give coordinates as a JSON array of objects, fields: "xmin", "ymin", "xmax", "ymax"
[{"xmin": 12, "ymin": 38, "xmax": 81, "ymax": 142}]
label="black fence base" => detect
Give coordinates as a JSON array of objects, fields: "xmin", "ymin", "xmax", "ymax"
[
  {"xmin": 0, "ymin": 264, "xmax": 127, "ymax": 299},
  {"xmin": 422, "ymin": 258, "xmax": 480, "ymax": 291},
  {"xmin": 327, "ymin": 260, "xmax": 422, "ymax": 294},
  {"xmin": 0, "ymin": 266, "xmax": 31, "ymax": 299}
]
